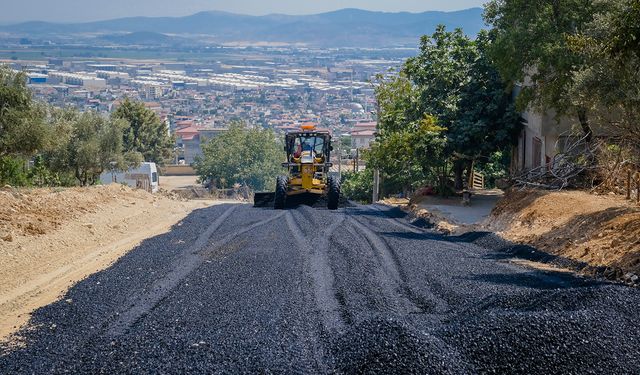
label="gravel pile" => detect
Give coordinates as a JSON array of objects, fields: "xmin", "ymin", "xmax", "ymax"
[
  {"xmin": 332, "ymin": 317, "xmax": 470, "ymax": 374},
  {"xmin": 441, "ymin": 285, "xmax": 640, "ymax": 373}
]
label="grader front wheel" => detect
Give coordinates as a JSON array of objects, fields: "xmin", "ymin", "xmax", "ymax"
[
  {"xmin": 274, "ymin": 176, "xmax": 288, "ymax": 209},
  {"xmin": 327, "ymin": 176, "xmax": 340, "ymax": 210}
]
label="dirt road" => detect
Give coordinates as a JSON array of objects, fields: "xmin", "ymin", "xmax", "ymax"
[{"xmin": 1, "ymin": 203, "xmax": 639, "ymax": 373}]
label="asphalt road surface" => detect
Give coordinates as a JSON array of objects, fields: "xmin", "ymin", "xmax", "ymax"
[{"xmin": 2, "ymin": 203, "xmax": 639, "ymax": 374}]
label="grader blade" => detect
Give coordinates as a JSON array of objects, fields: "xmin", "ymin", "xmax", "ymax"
[{"xmin": 253, "ymin": 192, "xmax": 275, "ymax": 207}]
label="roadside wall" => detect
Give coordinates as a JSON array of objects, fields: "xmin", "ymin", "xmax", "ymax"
[{"xmin": 161, "ymin": 165, "xmax": 196, "ymax": 176}]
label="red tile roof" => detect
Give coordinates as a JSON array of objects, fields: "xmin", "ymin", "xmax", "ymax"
[
  {"xmin": 176, "ymin": 126, "xmax": 199, "ymax": 135},
  {"xmin": 354, "ymin": 121, "xmax": 377, "ymax": 129}
]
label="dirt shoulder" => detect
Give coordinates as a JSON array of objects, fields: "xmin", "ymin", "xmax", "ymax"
[
  {"xmin": 485, "ymin": 189, "xmax": 640, "ymax": 282},
  {"xmin": 399, "ymin": 190, "xmax": 502, "ymax": 234},
  {"xmin": 0, "ymin": 185, "xmax": 218, "ymax": 340},
  {"xmin": 388, "ymin": 188, "xmax": 639, "ymax": 283}
]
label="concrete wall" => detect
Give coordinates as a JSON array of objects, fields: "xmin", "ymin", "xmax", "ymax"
[
  {"xmin": 160, "ymin": 165, "xmax": 196, "ymax": 176},
  {"xmin": 514, "ymin": 107, "xmax": 580, "ymax": 171},
  {"xmin": 351, "ymin": 135, "xmax": 374, "ymax": 149}
]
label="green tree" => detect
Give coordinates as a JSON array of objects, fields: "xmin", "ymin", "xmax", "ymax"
[
  {"xmin": 28, "ymin": 154, "xmax": 66, "ymax": 187},
  {"xmin": 402, "ymin": 27, "xmax": 522, "ymax": 189},
  {"xmin": 372, "ymin": 73, "xmax": 430, "ymax": 194},
  {"xmin": 111, "ymin": 98, "xmax": 173, "ymax": 164},
  {"xmin": 0, "ymin": 66, "xmax": 49, "ymax": 158},
  {"xmin": 0, "ymin": 65, "xmax": 51, "ymax": 186},
  {"xmin": 40, "ymin": 107, "xmax": 141, "ymax": 186},
  {"xmin": 453, "ymin": 32, "xmax": 523, "ymax": 186},
  {"xmin": 604, "ymin": 0, "xmax": 640, "ymax": 59},
  {"xmin": 0, "ymin": 156, "xmax": 29, "ymax": 186},
  {"xmin": 369, "ymin": 115, "xmax": 447, "ymax": 194},
  {"xmin": 66, "ymin": 111, "xmax": 136, "ymax": 186},
  {"xmin": 405, "ymin": 26, "xmax": 476, "ymax": 128},
  {"xmin": 194, "ymin": 122, "xmax": 283, "ymax": 191},
  {"xmin": 484, "ymin": 0, "xmax": 597, "ymax": 140},
  {"xmin": 41, "ymin": 107, "xmax": 75, "ymax": 180},
  {"xmin": 371, "ymin": 70, "xmax": 450, "ymax": 194},
  {"xmin": 568, "ymin": 0, "xmax": 640, "ymax": 147},
  {"xmin": 374, "ymin": 71, "xmax": 421, "ymax": 134}
]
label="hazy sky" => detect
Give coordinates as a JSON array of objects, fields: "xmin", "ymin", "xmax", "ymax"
[{"xmin": 0, "ymin": 0, "xmax": 486, "ymax": 24}]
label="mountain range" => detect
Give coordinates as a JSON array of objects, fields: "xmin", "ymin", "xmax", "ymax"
[{"xmin": 1, "ymin": 8, "xmax": 485, "ymax": 47}]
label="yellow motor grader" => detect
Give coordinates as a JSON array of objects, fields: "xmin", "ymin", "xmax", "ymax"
[{"xmin": 254, "ymin": 124, "xmax": 340, "ymax": 210}]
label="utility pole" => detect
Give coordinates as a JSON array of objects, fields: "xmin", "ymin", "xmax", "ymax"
[
  {"xmin": 373, "ymin": 169, "xmax": 380, "ymax": 202},
  {"xmin": 337, "ymin": 137, "xmax": 342, "ymax": 180},
  {"xmin": 350, "ymin": 68, "xmax": 354, "ymax": 101}
]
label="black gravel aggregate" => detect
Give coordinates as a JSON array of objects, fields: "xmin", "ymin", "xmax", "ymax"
[{"xmin": 1, "ymin": 203, "xmax": 639, "ymax": 374}]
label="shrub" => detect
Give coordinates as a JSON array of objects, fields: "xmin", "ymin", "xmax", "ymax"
[
  {"xmin": 0, "ymin": 156, "xmax": 29, "ymax": 186},
  {"xmin": 341, "ymin": 170, "xmax": 373, "ymax": 203}
]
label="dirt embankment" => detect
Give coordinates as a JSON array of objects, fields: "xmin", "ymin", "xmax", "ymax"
[
  {"xmin": 0, "ymin": 184, "xmax": 216, "ymax": 340},
  {"xmin": 485, "ymin": 189, "xmax": 640, "ymax": 281}
]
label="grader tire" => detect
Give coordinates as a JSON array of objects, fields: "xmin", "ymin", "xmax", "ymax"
[
  {"xmin": 274, "ymin": 176, "xmax": 288, "ymax": 209},
  {"xmin": 327, "ymin": 176, "xmax": 340, "ymax": 210}
]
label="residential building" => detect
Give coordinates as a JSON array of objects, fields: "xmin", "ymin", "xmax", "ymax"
[
  {"xmin": 175, "ymin": 125, "xmax": 227, "ymax": 164},
  {"xmin": 512, "ymin": 104, "xmax": 612, "ymax": 172},
  {"xmin": 350, "ymin": 121, "xmax": 377, "ymax": 149}
]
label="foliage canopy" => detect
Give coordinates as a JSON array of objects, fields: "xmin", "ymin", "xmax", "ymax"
[
  {"xmin": 568, "ymin": 0, "xmax": 640, "ymax": 147},
  {"xmin": 0, "ymin": 66, "xmax": 49, "ymax": 158},
  {"xmin": 484, "ymin": 0, "xmax": 597, "ymax": 138},
  {"xmin": 0, "ymin": 67, "xmax": 147, "ymax": 187},
  {"xmin": 371, "ymin": 26, "xmax": 521, "ymax": 191},
  {"xmin": 194, "ymin": 122, "xmax": 283, "ymax": 191},
  {"xmin": 111, "ymin": 97, "xmax": 174, "ymax": 164}
]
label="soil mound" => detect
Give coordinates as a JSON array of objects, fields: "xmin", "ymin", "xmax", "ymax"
[{"xmin": 486, "ymin": 189, "xmax": 640, "ymax": 279}]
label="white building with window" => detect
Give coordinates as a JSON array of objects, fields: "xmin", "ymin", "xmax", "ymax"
[{"xmin": 350, "ymin": 121, "xmax": 377, "ymax": 150}]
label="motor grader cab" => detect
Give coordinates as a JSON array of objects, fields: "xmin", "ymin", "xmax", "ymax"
[{"xmin": 254, "ymin": 124, "xmax": 340, "ymax": 210}]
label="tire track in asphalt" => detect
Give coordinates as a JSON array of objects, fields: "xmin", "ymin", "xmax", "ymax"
[
  {"xmin": 107, "ymin": 206, "xmax": 284, "ymax": 337},
  {"xmin": 355, "ymin": 205, "xmax": 578, "ymax": 312},
  {"xmin": 345, "ymin": 207, "xmax": 449, "ymax": 315},
  {"xmin": 285, "ymin": 209, "xmax": 346, "ymax": 333},
  {"xmin": 369, "ymin": 203, "xmax": 425, "ymax": 234},
  {"xmin": 366, "ymin": 205, "xmax": 578, "ymax": 290},
  {"xmin": 367, "ymin": 203, "xmax": 481, "ymax": 257}
]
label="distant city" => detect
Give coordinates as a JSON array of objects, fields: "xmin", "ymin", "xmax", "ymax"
[
  {"xmin": 0, "ymin": 8, "xmax": 483, "ymax": 164},
  {"xmin": 3, "ymin": 46, "xmax": 399, "ymax": 163}
]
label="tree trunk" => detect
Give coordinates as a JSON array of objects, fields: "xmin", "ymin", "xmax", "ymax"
[
  {"xmin": 453, "ymin": 159, "xmax": 464, "ymax": 191},
  {"xmin": 464, "ymin": 159, "xmax": 474, "ymax": 189},
  {"xmin": 577, "ymin": 108, "xmax": 593, "ymax": 143},
  {"xmin": 75, "ymin": 167, "xmax": 82, "ymax": 186}
]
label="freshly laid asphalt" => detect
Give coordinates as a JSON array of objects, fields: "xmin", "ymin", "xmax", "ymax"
[{"xmin": 1, "ymin": 203, "xmax": 639, "ymax": 374}]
